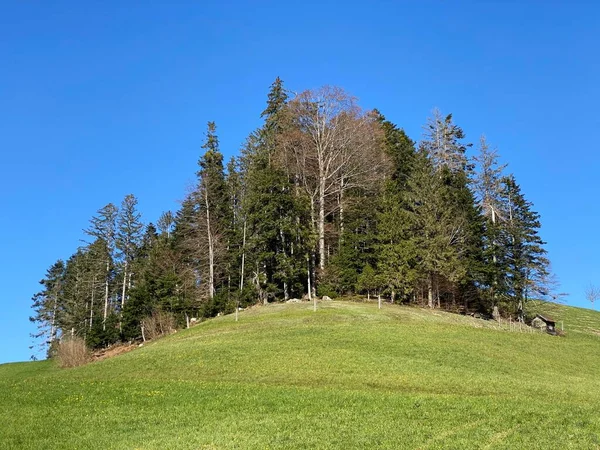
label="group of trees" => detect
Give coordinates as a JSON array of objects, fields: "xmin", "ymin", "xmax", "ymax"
[{"xmin": 30, "ymin": 78, "xmax": 552, "ymax": 355}]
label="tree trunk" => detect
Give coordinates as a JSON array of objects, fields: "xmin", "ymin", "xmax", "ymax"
[
  {"xmin": 121, "ymin": 261, "xmax": 128, "ymax": 309},
  {"xmin": 240, "ymin": 218, "xmax": 246, "ymax": 292},
  {"xmin": 427, "ymin": 274, "xmax": 434, "ymax": 309},
  {"xmin": 311, "ymin": 252, "xmax": 317, "ymax": 298},
  {"xmin": 318, "ymin": 174, "xmax": 326, "ymax": 270},
  {"xmin": 50, "ymin": 295, "xmax": 58, "ymax": 343},
  {"xmin": 103, "ymin": 259, "xmax": 109, "ymax": 331},
  {"xmin": 307, "ymin": 255, "xmax": 313, "ymax": 308},
  {"xmin": 204, "ymin": 188, "xmax": 215, "ymax": 299},
  {"xmin": 89, "ymin": 277, "xmax": 95, "ymax": 329}
]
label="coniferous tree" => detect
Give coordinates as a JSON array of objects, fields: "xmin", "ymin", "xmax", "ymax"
[
  {"xmin": 196, "ymin": 122, "xmax": 231, "ymax": 309},
  {"xmin": 116, "ymin": 194, "xmax": 144, "ymax": 310},
  {"xmin": 414, "ymin": 111, "xmax": 483, "ymax": 309},
  {"xmin": 84, "ymin": 203, "xmax": 118, "ymax": 330},
  {"xmin": 473, "ymin": 136, "xmax": 509, "ymax": 309},
  {"xmin": 242, "ymin": 78, "xmax": 310, "ymax": 302},
  {"xmin": 501, "ymin": 175, "xmax": 549, "ymax": 319},
  {"xmin": 60, "ymin": 242, "xmax": 105, "ymax": 340},
  {"xmin": 157, "ymin": 211, "xmax": 175, "ymax": 239},
  {"xmin": 374, "ymin": 113, "xmax": 418, "ymax": 301},
  {"xmin": 30, "ymin": 260, "xmax": 65, "ymax": 356}
]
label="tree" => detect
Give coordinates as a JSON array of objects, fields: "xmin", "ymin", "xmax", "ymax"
[
  {"xmin": 116, "ymin": 194, "xmax": 143, "ymax": 310},
  {"xmin": 413, "ymin": 110, "xmax": 482, "ymax": 310},
  {"xmin": 374, "ymin": 112, "xmax": 418, "ymax": 301},
  {"xmin": 60, "ymin": 240, "xmax": 107, "ymax": 340},
  {"xmin": 473, "ymin": 136, "xmax": 509, "ymax": 308},
  {"xmin": 422, "ymin": 108, "xmax": 470, "ymax": 173},
  {"xmin": 284, "ymin": 86, "xmax": 385, "ymax": 275},
  {"xmin": 585, "ymin": 284, "xmax": 599, "ymax": 310},
  {"xmin": 197, "ymin": 121, "xmax": 231, "ymax": 302},
  {"xmin": 30, "ymin": 260, "xmax": 65, "ymax": 356},
  {"xmin": 157, "ymin": 211, "xmax": 175, "ymax": 239},
  {"xmin": 84, "ymin": 203, "xmax": 118, "ymax": 330},
  {"xmin": 501, "ymin": 175, "xmax": 549, "ymax": 319},
  {"xmin": 241, "ymin": 78, "xmax": 310, "ymax": 302}
]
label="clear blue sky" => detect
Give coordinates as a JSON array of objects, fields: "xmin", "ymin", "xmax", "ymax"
[{"xmin": 1, "ymin": 1, "xmax": 598, "ymax": 363}]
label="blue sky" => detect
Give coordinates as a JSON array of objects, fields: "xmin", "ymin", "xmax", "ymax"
[{"xmin": 1, "ymin": 1, "xmax": 598, "ymax": 363}]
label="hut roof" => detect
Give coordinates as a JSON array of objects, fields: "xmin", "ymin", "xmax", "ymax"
[{"xmin": 535, "ymin": 314, "xmax": 556, "ymax": 324}]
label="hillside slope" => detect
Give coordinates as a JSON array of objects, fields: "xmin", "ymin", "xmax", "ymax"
[{"xmin": 2, "ymin": 301, "xmax": 600, "ymax": 449}]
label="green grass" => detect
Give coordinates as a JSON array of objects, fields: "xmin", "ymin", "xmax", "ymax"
[{"xmin": 2, "ymin": 300, "xmax": 600, "ymax": 449}]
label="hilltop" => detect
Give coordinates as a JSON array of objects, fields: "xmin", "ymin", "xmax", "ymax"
[{"xmin": 3, "ymin": 300, "xmax": 600, "ymax": 449}]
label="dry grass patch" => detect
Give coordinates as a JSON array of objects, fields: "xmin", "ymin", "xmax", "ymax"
[{"xmin": 56, "ymin": 337, "xmax": 90, "ymax": 368}]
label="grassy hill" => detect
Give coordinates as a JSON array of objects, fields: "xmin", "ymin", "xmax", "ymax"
[{"xmin": 2, "ymin": 300, "xmax": 600, "ymax": 449}]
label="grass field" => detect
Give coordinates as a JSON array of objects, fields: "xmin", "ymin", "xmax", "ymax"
[{"xmin": 2, "ymin": 300, "xmax": 600, "ymax": 449}]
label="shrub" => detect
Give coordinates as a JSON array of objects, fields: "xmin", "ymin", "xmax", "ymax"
[
  {"xmin": 56, "ymin": 337, "xmax": 90, "ymax": 368},
  {"xmin": 141, "ymin": 310, "xmax": 176, "ymax": 341}
]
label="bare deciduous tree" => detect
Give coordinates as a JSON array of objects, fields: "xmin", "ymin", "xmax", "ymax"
[
  {"xmin": 283, "ymin": 86, "xmax": 386, "ymax": 271},
  {"xmin": 586, "ymin": 284, "xmax": 599, "ymax": 309}
]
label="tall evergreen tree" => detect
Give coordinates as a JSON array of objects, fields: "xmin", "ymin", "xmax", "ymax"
[
  {"xmin": 374, "ymin": 113, "xmax": 418, "ymax": 301},
  {"xmin": 241, "ymin": 78, "xmax": 310, "ymax": 302},
  {"xmin": 157, "ymin": 211, "xmax": 175, "ymax": 239},
  {"xmin": 30, "ymin": 260, "xmax": 65, "ymax": 355},
  {"xmin": 473, "ymin": 136, "xmax": 509, "ymax": 309},
  {"xmin": 501, "ymin": 175, "xmax": 549, "ymax": 319},
  {"xmin": 84, "ymin": 203, "xmax": 118, "ymax": 330},
  {"xmin": 116, "ymin": 194, "xmax": 144, "ymax": 310},
  {"xmin": 197, "ymin": 121, "xmax": 231, "ymax": 304}
]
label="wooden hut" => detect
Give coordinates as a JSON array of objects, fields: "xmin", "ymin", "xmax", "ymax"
[{"xmin": 532, "ymin": 314, "xmax": 557, "ymax": 335}]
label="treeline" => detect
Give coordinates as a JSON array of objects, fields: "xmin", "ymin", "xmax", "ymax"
[{"xmin": 30, "ymin": 78, "xmax": 551, "ymax": 354}]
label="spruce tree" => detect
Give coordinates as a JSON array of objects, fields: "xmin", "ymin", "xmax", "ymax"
[
  {"xmin": 501, "ymin": 175, "xmax": 549, "ymax": 319},
  {"xmin": 473, "ymin": 136, "xmax": 509, "ymax": 309},
  {"xmin": 197, "ymin": 121, "xmax": 231, "ymax": 307},
  {"xmin": 116, "ymin": 194, "xmax": 144, "ymax": 310},
  {"xmin": 30, "ymin": 260, "xmax": 65, "ymax": 356},
  {"xmin": 84, "ymin": 203, "xmax": 118, "ymax": 330},
  {"xmin": 241, "ymin": 78, "xmax": 310, "ymax": 302},
  {"xmin": 374, "ymin": 113, "xmax": 418, "ymax": 301}
]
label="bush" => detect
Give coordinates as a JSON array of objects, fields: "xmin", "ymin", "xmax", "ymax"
[
  {"xmin": 141, "ymin": 310, "xmax": 176, "ymax": 341},
  {"xmin": 56, "ymin": 337, "xmax": 90, "ymax": 368}
]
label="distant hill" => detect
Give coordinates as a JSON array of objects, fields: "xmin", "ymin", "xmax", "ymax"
[{"xmin": 2, "ymin": 300, "xmax": 599, "ymax": 449}]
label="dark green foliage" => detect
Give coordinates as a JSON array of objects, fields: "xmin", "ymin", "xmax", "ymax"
[
  {"xmin": 86, "ymin": 311, "xmax": 120, "ymax": 349},
  {"xmin": 501, "ymin": 176, "xmax": 549, "ymax": 317},
  {"xmin": 241, "ymin": 77, "xmax": 311, "ymax": 302},
  {"xmin": 374, "ymin": 114, "xmax": 419, "ymax": 300},
  {"xmin": 30, "ymin": 81, "xmax": 554, "ymax": 355}
]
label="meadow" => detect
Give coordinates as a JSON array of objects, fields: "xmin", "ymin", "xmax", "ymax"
[{"xmin": 2, "ymin": 300, "xmax": 600, "ymax": 449}]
